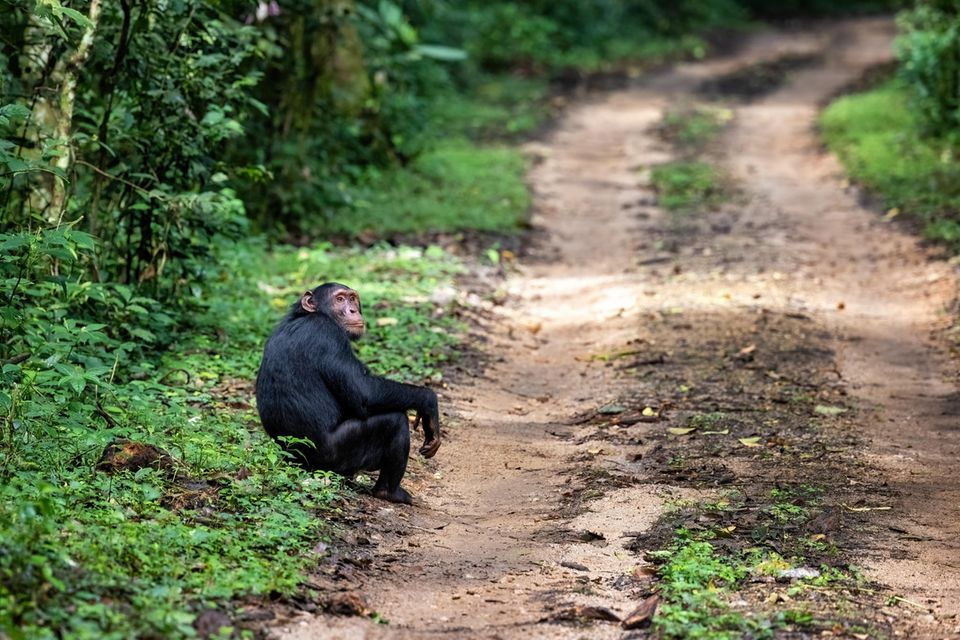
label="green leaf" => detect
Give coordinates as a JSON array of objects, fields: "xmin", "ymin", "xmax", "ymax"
[
  {"xmin": 598, "ymin": 404, "xmax": 627, "ymax": 415},
  {"xmin": 128, "ymin": 328, "xmax": 156, "ymax": 342},
  {"xmin": 68, "ymin": 231, "xmax": 97, "ymax": 250},
  {"xmin": 59, "ymin": 374, "xmax": 86, "ymax": 394},
  {"xmin": 0, "ymin": 234, "xmax": 31, "ymax": 252},
  {"xmin": 58, "ymin": 6, "xmax": 93, "ymax": 28},
  {"xmin": 0, "ymin": 104, "xmax": 31, "ymax": 121},
  {"xmin": 414, "ymin": 45, "xmax": 468, "ymax": 61}
]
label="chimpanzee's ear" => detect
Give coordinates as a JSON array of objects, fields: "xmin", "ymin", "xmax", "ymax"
[{"xmin": 300, "ymin": 291, "xmax": 317, "ymax": 313}]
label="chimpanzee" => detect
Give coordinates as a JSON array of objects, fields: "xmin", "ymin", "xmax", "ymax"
[{"xmin": 255, "ymin": 282, "xmax": 441, "ymax": 504}]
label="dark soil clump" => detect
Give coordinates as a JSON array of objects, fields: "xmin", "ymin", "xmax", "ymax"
[{"xmin": 697, "ymin": 53, "xmax": 823, "ymax": 100}]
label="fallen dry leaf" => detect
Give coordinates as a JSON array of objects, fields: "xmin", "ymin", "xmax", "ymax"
[
  {"xmin": 632, "ymin": 565, "xmax": 658, "ymax": 579},
  {"xmin": 546, "ymin": 605, "xmax": 620, "ymax": 624},
  {"xmin": 622, "ymin": 594, "xmax": 660, "ymax": 630},
  {"xmin": 668, "ymin": 427, "xmax": 697, "ymax": 436},
  {"xmin": 738, "ymin": 436, "xmax": 762, "ymax": 447},
  {"xmin": 325, "ymin": 593, "xmax": 369, "ymax": 616}
]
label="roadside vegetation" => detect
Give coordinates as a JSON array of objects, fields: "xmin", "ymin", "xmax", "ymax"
[
  {"xmin": 0, "ymin": 239, "xmax": 463, "ymax": 638},
  {"xmin": 821, "ymin": 80, "xmax": 960, "ymax": 249},
  {"xmin": 821, "ymin": 2, "xmax": 960, "ymax": 251}
]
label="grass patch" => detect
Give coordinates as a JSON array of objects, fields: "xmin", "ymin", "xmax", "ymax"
[
  {"xmin": 548, "ymin": 33, "xmax": 715, "ymax": 72},
  {"xmin": 643, "ymin": 485, "xmax": 877, "ymax": 640},
  {"xmin": 820, "ymin": 79, "xmax": 960, "ymax": 250},
  {"xmin": 428, "ymin": 75, "xmax": 552, "ymax": 140},
  {"xmin": 661, "ymin": 104, "xmax": 734, "ymax": 149},
  {"xmin": 653, "ymin": 535, "xmax": 762, "ymax": 639},
  {"xmin": 650, "ymin": 160, "xmax": 729, "ymax": 213},
  {"xmin": 343, "ymin": 139, "xmax": 530, "ymax": 236},
  {"xmin": 1, "ymin": 241, "xmax": 463, "ymax": 639}
]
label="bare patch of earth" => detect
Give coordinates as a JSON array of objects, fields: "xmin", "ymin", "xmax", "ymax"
[{"xmin": 264, "ymin": 17, "xmax": 959, "ymax": 640}]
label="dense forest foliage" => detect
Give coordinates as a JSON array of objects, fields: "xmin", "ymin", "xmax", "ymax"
[{"xmin": 1, "ymin": 0, "xmax": 954, "ymax": 637}]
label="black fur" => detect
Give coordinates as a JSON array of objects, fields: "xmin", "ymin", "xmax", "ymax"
[{"xmin": 255, "ymin": 283, "xmax": 439, "ymax": 502}]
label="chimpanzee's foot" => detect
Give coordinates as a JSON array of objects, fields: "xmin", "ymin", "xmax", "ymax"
[{"xmin": 372, "ymin": 485, "xmax": 412, "ymax": 504}]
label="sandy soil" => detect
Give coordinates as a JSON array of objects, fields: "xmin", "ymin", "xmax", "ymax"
[{"xmin": 273, "ymin": 17, "xmax": 959, "ymax": 640}]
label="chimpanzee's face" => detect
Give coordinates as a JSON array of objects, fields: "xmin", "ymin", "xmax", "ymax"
[{"xmin": 328, "ymin": 287, "xmax": 365, "ymax": 340}]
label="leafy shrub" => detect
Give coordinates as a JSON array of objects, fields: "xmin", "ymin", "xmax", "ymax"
[
  {"xmin": 820, "ymin": 80, "xmax": 960, "ymax": 250},
  {"xmin": 2, "ymin": 3, "xmax": 262, "ymax": 305},
  {"xmin": 466, "ymin": 4, "xmax": 559, "ymax": 70},
  {"xmin": 896, "ymin": 2, "xmax": 960, "ymax": 136}
]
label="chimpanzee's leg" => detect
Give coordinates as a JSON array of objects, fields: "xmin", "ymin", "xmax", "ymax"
[{"xmin": 325, "ymin": 413, "xmax": 411, "ymax": 504}]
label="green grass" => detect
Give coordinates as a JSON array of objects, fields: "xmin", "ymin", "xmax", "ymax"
[
  {"xmin": 548, "ymin": 33, "xmax": 714, "ymax": 72},
  {"xmin": 428, "ymin": 75, "xmax": 552, "ymax": 139},
  {"xmin": 650, "ymin": 160, "xmax": 729, "ymax": 213},
  {"xmin": 644, "ymin": 484, "xmax": 875, "ymax": 639},
  {"xmin": 332, "ymin": 74, "xmax": 547, "ymax": 237},
  {"xmin": 653, "ymin": 536, "xmax": 762, "ymax": 640},
  {"xmin": 201, "ymin": 241, "xmax": 465, "ymax": 383},
  {"xmin": 651, "ymin": 530, "xmax": 832, "ymax": 639},
  {"xmin": 0, "ymin": 240, "xmax": 464, "ymax": 639},
  {"xmin": 342, "ymin": 139, "xmax": 530, "ymax": 236},
  {"xmin": 820, "ymin": 80, "xmax": 960, "ymax": 249},
  {"xmin": 662, "ymin": 104, "xmax": 734, "ymax": 148}
]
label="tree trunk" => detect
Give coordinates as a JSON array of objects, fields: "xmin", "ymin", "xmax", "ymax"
[{"xmin": 49, "ymin": 0, "xmax": 103, "ymax": 223}]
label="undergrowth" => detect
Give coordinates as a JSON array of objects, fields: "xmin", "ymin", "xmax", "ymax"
[
  {"xmin": 820, "ymin": 79, "xmax": 960, "ymax": 250},
  {"xmin": 0, "ymin": 239, "xmax": 463, "ymax": 639},
  {"xmin": 427, "ymin": 75, "xmax": 553, "ymax": 140},
  {"xmin": 341, "ymin": 140, "xmax": 531, "ymax": 236}
]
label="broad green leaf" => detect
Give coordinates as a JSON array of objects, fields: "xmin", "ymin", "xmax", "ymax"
[
  {"xmin": 414, "ymin": 45, "xmax": 468, "ymax": 61},
  {"xmin": 59, "ymin": 6, "xmax": 93, "ymax": 28}
]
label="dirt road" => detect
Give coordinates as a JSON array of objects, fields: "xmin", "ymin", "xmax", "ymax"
[{"xmin": 276, "ymin": 18, "xmax": 959, "ymax": 639}]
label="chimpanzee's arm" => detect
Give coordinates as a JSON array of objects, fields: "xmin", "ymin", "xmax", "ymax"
[{"xmin": 321, "ymin": 348, "xmax": 441, "ymax": 456}]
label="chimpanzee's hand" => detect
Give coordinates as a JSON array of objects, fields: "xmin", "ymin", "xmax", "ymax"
[
  {"xmin": 414, "ymin": 410, "xmax": 441, "ymax": 458},
  {"xmin": 419, "ymin": 436, "xmax": 441, "ymax": 458}
]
